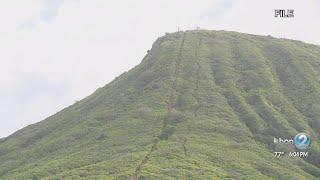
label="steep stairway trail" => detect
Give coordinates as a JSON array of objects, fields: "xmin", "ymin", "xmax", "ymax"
[
  {"xmin": 193, "ymin": 38, "xmax": 202, "ymax": 117},
  {"xmin": 129, "ymin": 33, "xmax": 186, "ymax": 180}
]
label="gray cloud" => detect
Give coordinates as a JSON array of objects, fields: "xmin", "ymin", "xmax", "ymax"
[{"xmin": 0, "ymin": 72, "xmax": 70, "ymax": 137}]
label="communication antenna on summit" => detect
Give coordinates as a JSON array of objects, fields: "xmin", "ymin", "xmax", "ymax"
[{"xmin": 178, "ymin": 26, "xmax": 180, "ymax": 32}]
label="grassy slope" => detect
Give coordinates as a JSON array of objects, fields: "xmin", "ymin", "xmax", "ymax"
[{"xmin": 0, "ymin": 30, "xmax": 319, "ymax": 179}]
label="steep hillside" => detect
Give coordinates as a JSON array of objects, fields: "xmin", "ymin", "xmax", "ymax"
[{"xmin": 0, "ymin": 30, "xmax": 320, "ymax": 179}]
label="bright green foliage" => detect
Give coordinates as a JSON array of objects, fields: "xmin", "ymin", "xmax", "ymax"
[{"xmin": 0, "ymin": 30, "xmax": 320, "ymax": 179}]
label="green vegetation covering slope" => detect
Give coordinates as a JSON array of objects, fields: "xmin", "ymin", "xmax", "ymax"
[{"xmin": 0, "ymin": 30, "xmax": 320, "ymax": 179}]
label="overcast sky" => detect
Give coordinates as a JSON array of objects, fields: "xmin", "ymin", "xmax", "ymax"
[{"xmin": 0, "ymin": 0, "xmax": 319, "ymax": 138}]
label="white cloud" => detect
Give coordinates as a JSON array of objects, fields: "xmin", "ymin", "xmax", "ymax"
[{"xmin": 0, "ymin": 0, "xmax": 319, "ymax": 138}]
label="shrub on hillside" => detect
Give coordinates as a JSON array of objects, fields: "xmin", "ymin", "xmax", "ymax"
[
  {"xmin": 135, "ymin": 70, "xmax": 157, "ymax": 88},
  {"xmin": 166, "ymin": 109, "xmax": 186, "ymax": 124}
]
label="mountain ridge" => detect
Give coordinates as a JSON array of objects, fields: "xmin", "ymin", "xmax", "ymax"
[{"xmin": 1, "ymin": 30, "xmax": 320, "ymax": 179}]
